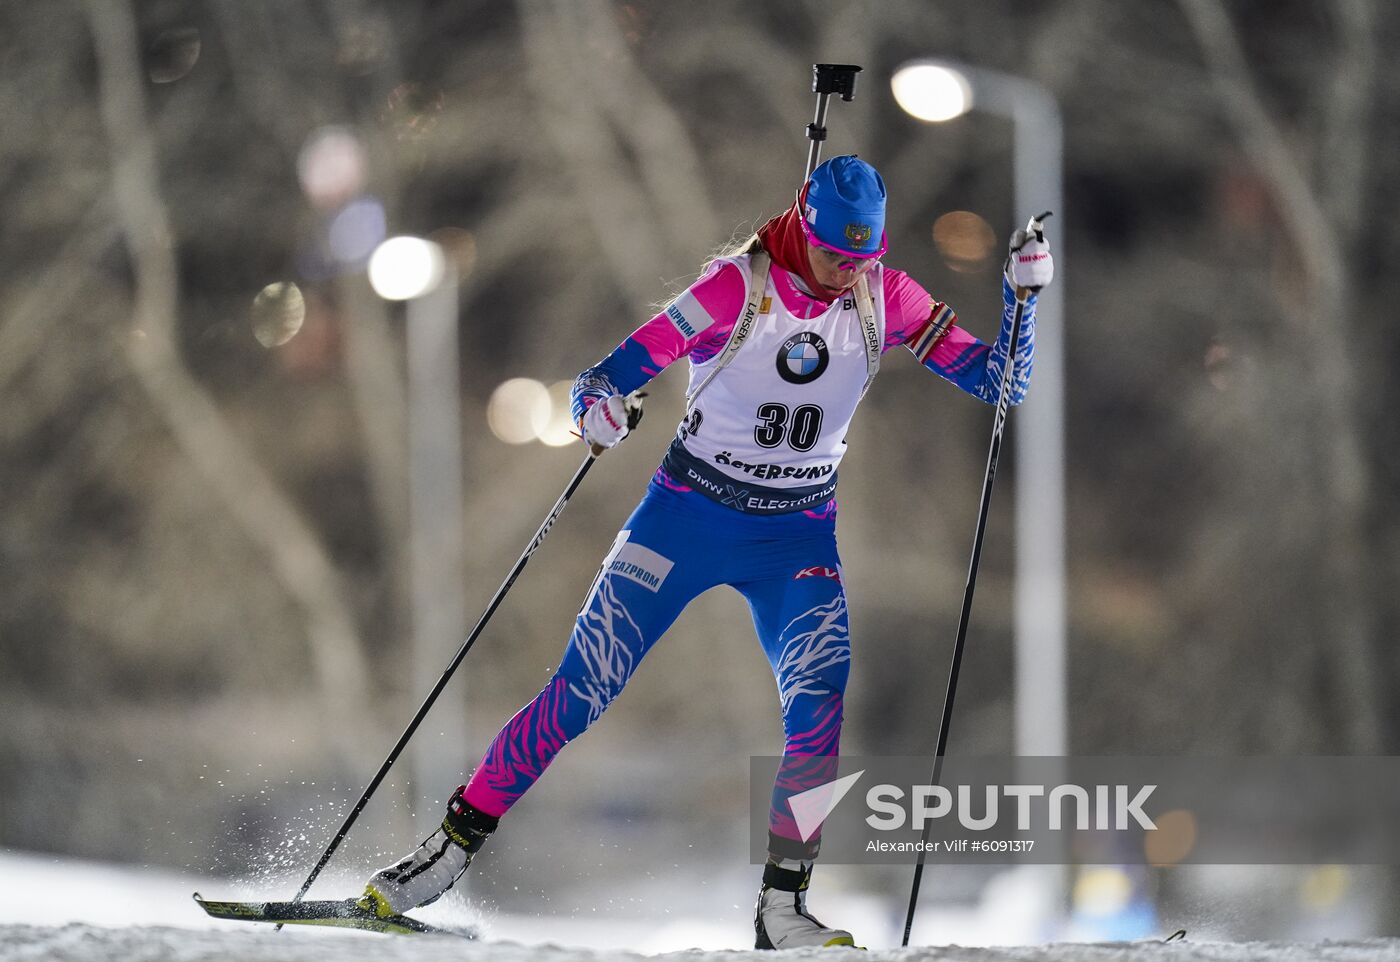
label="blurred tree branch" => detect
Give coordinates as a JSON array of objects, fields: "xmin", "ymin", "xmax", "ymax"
[
  {"xmin": 81, "ymin": 0, "xmax": 371, "ymax": 754},
  {"xmin": 518, "ymin": 0, "xmax": 717, "ymax": 311},
  {"xmin": 0, "ymin": 202, "xmax": 116, "ymax": 396},
  {"xmin": 1176, "ymin": 0, "xmax": 1344, "ymax": 288},
  {"xmin": 2, "ymin": 0, "xmax": 1394, "ymax": 886},
  {"xmin": 1177, "ymin": 0, "xmax": 1380, "ymax": 750},
  {"xmin": 1314, "ymin": 0, "xmax": 1376, "ymax": 236},
  {"xmin": 213, "ymin": 0, "xmax": 412, "ymax": 602}
]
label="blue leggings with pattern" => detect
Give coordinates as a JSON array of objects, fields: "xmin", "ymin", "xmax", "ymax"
[{"xmin": 461, "ymin": 470, "xmax": 850, "ymax": 857}]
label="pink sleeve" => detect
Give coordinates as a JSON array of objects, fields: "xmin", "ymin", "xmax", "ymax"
[
  {"xmin": 571, "ymin": 260, "xmax": 748, "ymax": 423},
  {"xmin": 923, "ymin": 323, "xmax": 981, "ymax": 366},
  {"xmin": 880, "ymin": 267, "xmax": 960, "ymax": 360},
  {"xmin": 627, "ymin": 260, "xmax": 746, "ymax": 371},
  {"xmin": 880, "ymin": 268, "xmax": 938, "ymax": 351}
]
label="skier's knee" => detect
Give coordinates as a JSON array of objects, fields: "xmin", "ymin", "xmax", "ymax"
[
  {"xmin": 778, "ymin": 671, "xmax": 847, "ymax": 709},
  {"xmin": 551, "ymin": 669, "xmax": 623, "ymax": 729}
]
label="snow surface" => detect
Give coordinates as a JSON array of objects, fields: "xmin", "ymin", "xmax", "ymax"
[
  {"xmin": 6, "ymin": 924, "xmax": 1400, "ymax": 962},
  {"xmin": 4, "ymin": 850, "xmax": 1400, "ymax": 961}
]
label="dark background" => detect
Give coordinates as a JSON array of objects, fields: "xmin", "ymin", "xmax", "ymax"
[{"xmin": 2, "ymin": 0, "xmax": 1396, "ymax": 944}]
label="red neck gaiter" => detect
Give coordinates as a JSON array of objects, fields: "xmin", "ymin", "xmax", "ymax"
[{"xmin": 756, "ymin": 185, "xmax": 845, "ymax": 303}]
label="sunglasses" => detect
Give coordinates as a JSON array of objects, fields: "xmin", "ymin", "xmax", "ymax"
[{"xmin": 810, "ymin": 245, "xmax": 878, "ymax": 272}]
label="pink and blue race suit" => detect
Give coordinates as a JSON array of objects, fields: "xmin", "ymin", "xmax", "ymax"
[{"xmin": 459, "ymin": 254, "xmax": 1035, "ymax": 860}]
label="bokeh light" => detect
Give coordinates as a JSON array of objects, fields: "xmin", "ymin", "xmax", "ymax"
[
  {"xmin": 328, "ymin": 197, "xmax": 387, "ymax": 265},
  {"xmin": 487, "ymin": 378, "xmax": 552, "ymax": 445},
  {"xmin": 146, "ymin": 27, "xmax": 201, "ymax": 84},
  {"xmin": 250, "ymin": 282, "xmax": 306, "ymax": 348},
  {"xmin": 891, "ymin": 62, "xmax": 973, "ymax": 122},
  {"xmin": 298, "ymin": 127, "xmax": 367, "ymax": 209},
  {"xmin": 1300, "ymin": 865, "xmax": 1351, "ymax": 910},
  {"xmin": 1143, "ymin": 808, "xmax": 1197, "ymax": 866},
  {"xmin": 367, "ymin": 236, "xmax": 445, "ymax": 301},
  {"xmin": 538, "ymin": 380, "xmax": 581, "ymax": 447},
  {"xmin": 933, "ymin": 211, "xmax": 999, "ymax": 273},
  {"xmin": 1071, "ymin": 867, "xmax": 1133, "ymax": 917}
]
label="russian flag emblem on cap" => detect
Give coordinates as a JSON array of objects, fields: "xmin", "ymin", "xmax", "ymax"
[{"xmin": 804, "ymin": 155, "xmax": 887, "ymax": 258}]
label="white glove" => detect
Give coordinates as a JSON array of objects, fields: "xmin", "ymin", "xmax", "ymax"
[
  {"xmin": 1005, "ymin": 222, "xmax": 1054, "ymax": 291},
  {"xmin": 580, "ymin": 394, "xmax": 630, "ymax": 450}
]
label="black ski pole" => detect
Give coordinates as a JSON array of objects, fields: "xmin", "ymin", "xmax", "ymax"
[
  {"xmin": 284, "ymin": 395, "xmax": 645, "ymax": 915},
  {"xmin": 899, "ymin": 216, "xmax": 1050, "ymax": 947},
  {"xmin": 806, "ymin": 64, "xmax": 861, "ymax": 180}
]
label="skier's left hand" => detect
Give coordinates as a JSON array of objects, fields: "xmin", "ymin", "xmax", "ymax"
[{"xmin": 1004, "ymin": 224, "xmax": 1054, "ymax": 291}]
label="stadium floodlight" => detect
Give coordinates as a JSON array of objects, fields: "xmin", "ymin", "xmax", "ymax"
[
  {"xmin": 368, "ymin": 236, "xmax": 446, "ymax": 301},
  {"xmin": 890, "ymin": 61, "xmax": 973, "ymax": 122}
]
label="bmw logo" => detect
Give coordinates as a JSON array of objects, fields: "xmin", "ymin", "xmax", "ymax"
[{"xmin": 776, "ymin": 332, "xmax": 830, "ymax": 385}]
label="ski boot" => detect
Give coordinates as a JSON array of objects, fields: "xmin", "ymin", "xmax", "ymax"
[
  {"xmin": 358, "ymin": 788, "xmax": 498, "ymax": 918},
  {"xmin": 754, "ymin": 857, "xmax": 857, "ymax": 949}
]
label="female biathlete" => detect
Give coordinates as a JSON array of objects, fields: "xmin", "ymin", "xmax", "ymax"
[{"xmin": 358, "ymin": 155, "xmax": 1054, "ymax": 949}]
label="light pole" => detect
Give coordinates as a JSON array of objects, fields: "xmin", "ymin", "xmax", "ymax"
[
  {"xmin": 891, "ymin": 58, "xmax": 1067, "ymax": 760},
  {"xmin": 368, "ymin": 236, "xmax": 467, "ymax": 821},
  {"xmin": 892, "ymin": 59, "xmax": 1069, "ymax": 938}
]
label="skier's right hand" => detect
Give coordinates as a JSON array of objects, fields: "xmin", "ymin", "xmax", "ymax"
[{"xmin": 580, "ymin": 394, "xmax": 630, "ymax": 451}]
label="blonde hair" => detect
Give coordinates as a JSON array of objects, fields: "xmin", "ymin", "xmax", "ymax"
[
  {"xmin": 652, "ymin": 227, "xmax": 767, "ymax": 312},
  {"xmin": 710, "ymin": 231, "xmax": 764, "ymax": 264}
]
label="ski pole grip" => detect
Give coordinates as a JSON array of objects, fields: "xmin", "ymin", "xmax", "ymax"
[
  {"xmin": 1026, "ymin": 210, "xmax": 1053, "ymax": 243},
  {"xmin": 623, "ymin": 390, "xmax": 647, "ymax": 430}
]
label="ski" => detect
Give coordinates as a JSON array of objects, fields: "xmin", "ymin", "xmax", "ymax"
[{"xmin": 192, "ymin": 892, "xmax": 475, "ymax": 938}]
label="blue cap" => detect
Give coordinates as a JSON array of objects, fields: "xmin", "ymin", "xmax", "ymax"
[{"xmin": 801, "ymin": 155, "xmax": 887, "ymax": 258}]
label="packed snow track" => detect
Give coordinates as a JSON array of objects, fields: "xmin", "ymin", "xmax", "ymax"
[{"xmin": 6, "ymin": 926, "xmax": 1400, "ymax": 962}]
